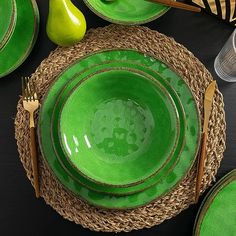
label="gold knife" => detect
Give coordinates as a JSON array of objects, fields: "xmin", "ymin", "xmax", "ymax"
[{"xmin": 195, "ymin": 80, "xmax": 216, "ymax": 203}]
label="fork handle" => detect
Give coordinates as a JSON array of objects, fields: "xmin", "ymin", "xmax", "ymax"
[
  {"xmin": 195, "ymin": 132, "xmax": 207, "ymax": 203},
  {"xmin": 30, "ymin": 127, "xmax": 40, "ymax": 198}
]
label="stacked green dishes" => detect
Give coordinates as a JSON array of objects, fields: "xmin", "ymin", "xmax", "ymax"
[
  {"xmin": 83, "ymin": 0, "xmax": 170, "ymax": 25},
  {"xmin": 193, "ymin": 169, "xmax": 236, "ymax": 236},
  {"xmin": 59, "ymin": 68, "xmax": 181, "ymax": 187},
  {"xmin": 38, "ymin": 49, "xmax": 201, "ymax": 209},
  {"xmin": 0, "ymin": 0, "xmax": 39, "ymax": 78},
  {"xmin": 52, "ymin": 64, "xmax": 186, "ymax": 196}
]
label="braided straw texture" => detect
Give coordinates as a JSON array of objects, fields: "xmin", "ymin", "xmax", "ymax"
[{"xmin": 15, "ymin": 25, "xmax": 226, "ymax": 233}]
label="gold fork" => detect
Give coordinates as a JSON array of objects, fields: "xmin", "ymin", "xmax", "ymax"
[{"xmin": 22, "ymin": 77, "xmax": 40, "ymax": 198}]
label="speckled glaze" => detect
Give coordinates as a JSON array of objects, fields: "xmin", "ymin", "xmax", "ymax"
[
  {"xmin": 38, "ymin": 49, "xmax": 201, "ymax": 209},
  {"xmin": 193, "ymin": 169, "xmax": 236, "ymax": 236},
  {"xmin": 0, "ymin": 0, "xmax": 39, "ymax": 78},
  {"xmin": 83, "ymin": 0, "xmax": 169, "ymax": 25},
  {"xmin": 59, "ymin": 68, "xmax": 180, "ymax": 186}
]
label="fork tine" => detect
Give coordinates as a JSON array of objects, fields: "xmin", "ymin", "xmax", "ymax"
[
  {"xmin": 30, "ymin": 78, "xmax": 36, "ymax": 101},
  {"xmin": 21, "ymin": 77, "xmax": 25, "ymax": 99},
  {"xmin": 22, "ymin": 76, "xmax": 38, "ymax": 102},
  {"xmin": 23, "ymin": 77, "xmax": 28, "ymax": 101},
  {"xmin": 27, "ymin": 77, "xmax": 32, "ymax": 101},
  {"xmin": 32, "ymin": 79, "xmax": 38, "ymax": 101},
  {"xmin": 25, "ymin": 77, "xmax": 30, "ymax": 101},
  {"xmin": 29, "ymin": 77, "xmax": 37, "ymax": 101},
  {"xmin": 23, "ymin": 77, "xmax": 27, "ymax": 101}
]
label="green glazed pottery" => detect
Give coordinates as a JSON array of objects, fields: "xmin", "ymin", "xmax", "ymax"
[
  {"xmin": 0, "ymin": 0, "xmax": 16, "ymax": 49},
  {"xmin": 38, "ymin": 49, "xmax": 201, "ymax": 209},
  {"xmin": 52, "ymin": 61, "xmax": 186, "ymax": 196},
  {"xmin": 193, "ymin": 169, "xmax": 236, "ymax": 236},
  {"xmin": 83, "ymin": 0, "xmax": 169, "ymax": 25},
  {"xmin": 59, "ymin": 68, "xmax": 180, "ymax": 186},
  {"xmin": 0, "ymin": 0, "xmax": 39, "ymax": 78}
]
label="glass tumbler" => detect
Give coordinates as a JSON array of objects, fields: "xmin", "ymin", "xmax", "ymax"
[{"xmin": 214, "ymin": 29, "xmax": 236, "ymax": 82}]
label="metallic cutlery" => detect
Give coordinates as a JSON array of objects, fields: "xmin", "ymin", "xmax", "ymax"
[
  {"xmin": 195, "ymin": 80, "xmax": 216, "ymax": 203},
  {"xmin": 22, "ymin": 77, "xmax": 40, "ymax": 198}
]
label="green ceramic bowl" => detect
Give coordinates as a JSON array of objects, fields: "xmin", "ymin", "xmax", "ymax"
[
  {"xmin": 51, "ymin": 61, "xmax": 186, "ymax": 196},
  {"xmin": 193, "ymin": 169, "xmax": 236, "ymax": 236},
  {"xmin": 0, "ymin": 0, "xmax": 39, "ymax": 78},
  {"xmin": 58, "ymin": 67, "xmax": 180, "ymax": 187},
  {"xmin": 38, "ymin": 49, "xmax": 201, "ymax": 209},
  {"xmin": 83, "ymin": 0, "xmax": 170, "ymax": 25}
]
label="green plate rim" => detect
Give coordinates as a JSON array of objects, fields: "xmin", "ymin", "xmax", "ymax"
[
  {"xmin": 57, "ymin": 66, "xmax": 181, "ymax": 187},
  {"xmin": 193, "ymin": 169, "xmax": 236, "ymax": 236},
  {"xmin": 83, "ymin": 0, "xmax": 170, "ymax": 25},
  {"xmin": 0, "ymin": 0, "xmax": 39, "ymax": 78},
  {"xmin": 38, "ymin": 48, "xmax": 201, "ymax": 209},
  {"xmin": 0, "ymin": 0, "xmax": 17, "ymax": 50}
]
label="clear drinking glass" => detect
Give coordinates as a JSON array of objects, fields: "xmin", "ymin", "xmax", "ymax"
[{"xmin": 214, "ymin": 29, "xmax": 236, "ymax": 82}]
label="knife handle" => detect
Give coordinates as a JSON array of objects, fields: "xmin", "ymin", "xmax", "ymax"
[{"xmin": 195, "ymin": 132, "xmax": 207, "ymax": 203}]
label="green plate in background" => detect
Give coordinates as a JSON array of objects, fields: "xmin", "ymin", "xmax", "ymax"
[
  {"xmin": 52, "ymin": 61, "xmax": 186, "ymax": 196},
  {"xmin": 0, "ymin": 0, "xmax": 16, "ymax": 49},
  {"xmin": 193, "ymin": 169, "xmax": 236, "ymax": 236},
  {"xmin": 83, "ymin": 0, "xmax": 169, "ymax": 25},
  {"xmin": 0, "ymin": 0, "xmax": 39, "ymax": 78},
  {"xmin": 38, "ymin": 49, "xmax": 201, "ymax": 209}
]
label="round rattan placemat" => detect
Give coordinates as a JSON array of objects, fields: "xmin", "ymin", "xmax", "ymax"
[{"xmin": 15, "ymin": 24, "xmax": 226, "ymax": 233}]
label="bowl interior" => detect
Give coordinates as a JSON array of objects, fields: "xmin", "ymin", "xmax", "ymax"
[
  {"xmin": 83, "ymin": 0, "xmax": 169, "ymax": 24},
  {"xmin": 59, "ymin": 68, "xmax": 179, "ymax": 186}
]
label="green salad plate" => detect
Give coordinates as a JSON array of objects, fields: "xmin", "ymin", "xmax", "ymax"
[
  {"xmin": 38, "ymin": 49, "xmax": 201, "ymax": 209},
  {"xmin": 0, "ymin": 0, "xmax": 39, "ymax": 78},
  {"xmin": 193, "ymin": 169, "xmax": 236, "ymax": 236},
  {"xmin": 83, "ymin": 0, "xmax": 170, "ymax": 25},
  {"xmin": 51, "ymin": 61, "xmax": 186, "ymax": 196},
  {"xmin": 59, "ymin": 68, "xmax": 180, "ymax": 187}
]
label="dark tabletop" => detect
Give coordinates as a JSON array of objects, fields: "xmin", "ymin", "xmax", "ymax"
[{"xmin": 0, "ymin": 1, "xmax": 235, "ymax": 236}]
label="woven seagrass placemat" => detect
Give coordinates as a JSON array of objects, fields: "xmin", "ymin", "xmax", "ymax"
[{"xmin": 15, "ymin": 24, "xmax": 226, "ymax": 233}]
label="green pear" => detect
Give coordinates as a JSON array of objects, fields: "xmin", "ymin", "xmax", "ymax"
[{"xmin": 47, "ymin": 0, "xmax": 87, "ymax": 47}]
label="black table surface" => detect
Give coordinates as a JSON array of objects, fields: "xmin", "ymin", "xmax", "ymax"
[{"xmin": 0, "ymin": 1, "xmax": 235, "ymax": 235}]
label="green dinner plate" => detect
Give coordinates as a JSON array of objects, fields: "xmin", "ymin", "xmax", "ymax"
[
  {"xmin": 193, "ymin": 169, "xmax": 236, "ymax": 236},
  {"xmin": 52, "ymin": 61, "xmax": 186, "ymax": 196},
  {"xmin": 83, "ymin": 0, "xmax": 169, "ymax": 25},
  {"xmin": 0, "ymin": 0, "xmax": 16, "ymax": 49},
  {"xmin": 59, "ymin": 68, "xmax": 180, "ymax": 186},
  {"xmin": 0, "ymin": 0, "xmax": 39, "ymax": 78},
  {"xmin": 38, "ymin": 49, "xmax": 201, "ymax": 209}
]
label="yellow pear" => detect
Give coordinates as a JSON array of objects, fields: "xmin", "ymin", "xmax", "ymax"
[{"xmin": 47, "ymin": 0, "xmax": 87, "ymax": 46}]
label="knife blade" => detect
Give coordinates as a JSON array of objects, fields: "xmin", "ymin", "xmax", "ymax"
[
  {"xmin": 203, "ymin": 80, "xmax": 216, "ymax": 133},
  {"xmin": 195, "ymin": 80, "xmax": 216, "ymax": 203}
]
